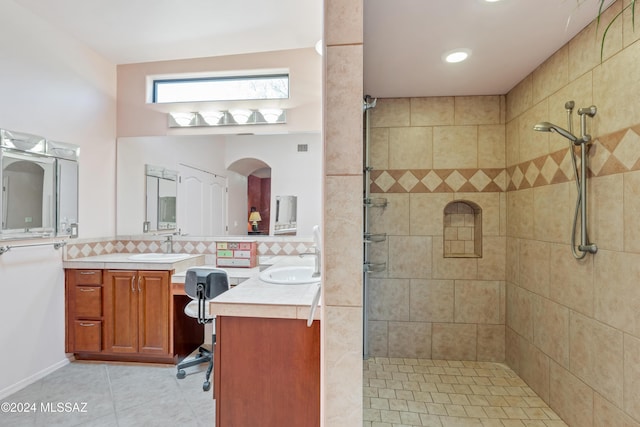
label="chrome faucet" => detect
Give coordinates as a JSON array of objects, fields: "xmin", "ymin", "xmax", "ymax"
[
  {"xmin": 164, "ymin": 235, "xmax": 173, "ymax": 254},
  {"xmin": 300, "ymin": 247, "xmax": 321, "ymax": 278}
]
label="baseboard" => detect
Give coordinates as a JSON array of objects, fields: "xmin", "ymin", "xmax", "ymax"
[{"xmin": 0, "ymin": 356, "xmax": 72, "ymax": 400}]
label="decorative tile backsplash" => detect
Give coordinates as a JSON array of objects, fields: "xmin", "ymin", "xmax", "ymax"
[
  {"xmin": 64, "ymin": 237, "xmax": 314, "ymax": 260},
  {"xmin": 370, "ymin": 125, "xmax": 640, "ymax": 194}
]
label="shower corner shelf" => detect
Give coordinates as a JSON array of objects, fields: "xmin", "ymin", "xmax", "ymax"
[
  {"xmin": 363, "ymin": 262, "xmax": 386, "ymax": 273},
  {"xmin": 364, "ymin": 197, "xmax": 388, "ymax": 208},
  {"xmin": 363, "ymin": 232, "xmax": 387, "ymax": 244}
]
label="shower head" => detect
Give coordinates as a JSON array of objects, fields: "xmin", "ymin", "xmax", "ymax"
[{"xmin": 533, "ymin": 121, "xmax": 578, "ymax": 143}]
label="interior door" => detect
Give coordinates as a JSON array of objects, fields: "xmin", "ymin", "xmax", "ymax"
[{"xmin": 177, "ymin": 165, "xmax": 227, "ymax": 235}]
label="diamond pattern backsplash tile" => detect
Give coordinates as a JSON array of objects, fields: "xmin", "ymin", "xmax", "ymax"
[{"xmin": 371, "ymin": 126, "xmax": 640, "ymax": 194}]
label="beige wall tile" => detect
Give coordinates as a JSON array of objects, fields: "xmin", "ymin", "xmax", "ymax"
[
  {"xmin": 477, "ymin": 236, "xmax": 506, "ymax": 281},
  {"xmin": 594, "ymin": 40, "xmax": 640, "ymax": 135},
  {"xmin": 548, "ymin": 243, "xmax": 594, "ymax": 317},
  {"xmin": 624, "ymin": 333, "xmax": 640, "ymax": 421},
  {"xmin": 410, "ymin": 97, "xmax": 454, "ymax": 126},
  {"xmin": 589, "ymin": 174, "xmax": 624, "ymax": 251},
  {"xmin": 455, "ymin": 192, "xmax": 501, "ymax": 237},
  {"xmin": 477, "ymin": 324, "xmax": 505, "ymax": 362},
  {"xmin": 325, "ymin": 0, "xmax": 363, "ymax": 46},
  {"xmin": 507, "ymin": 189, "xmax": 534, "ymax": 239},
  {"xmin": 324, "ymin": 305, "xmax": 363, "ymax": 427},
  {"xmin": 506, "ymin": 75, "xmax": 533, "ymax": 122},
  {"xmin": 478, "ymin": 124, "xmax": 506, "ymax": 169},
  {"xmin": 532, "ymin": 44, "xmax": 569, "ymax": 104},
  {"xmin": 409, "ymin": 279, "xmax": 454, "ymax": 322},
  {"xmin": 594, "ymin": 249, "xmax": 640, "ymax": 337},
  {"xmin": 325, "ymin": 175, "xmax": 363, "ymax": 306},
  {"xmin": 367, "ymin": 278, "xmax": 410, "ymax": 321},
  {"xmin": 624, "ymin": 171, "xmax": 640, "ymax": 253},
  {"xmin": 518, "ymin": 337, "xmax": 550, "ymax": 403},
  {"xmin": 368, "ymin": 193, "xmax": 410, "ymax": 236},
  {"xmin": 432, "ymin": 323, "xmax": 477, "ymax": 360},
  {"xmin": 505, "ymin": 327, "xmax": 521, "ymax": 373},
  {"xmin": 433, "ymin": 126, "xmax": 478, "ymax": 169},
  {"xmin": 533, "ymin": 182, "xmax": 572, "ymax": 244},
  {"xmin": 518, "ymin": 239, "xmax": 550, "ymax": 297},
  {"xmin": 372, "ymin": 98, "xmax": 410, "ymax": 128},
  {"xmin": 388, "ymin": 321, "xmax": 432, "ymax": 358},
  {"xmin": 550, "ymin": 360, "xmax": 594, "ymax": 427},
  {"xmin": 506, "ymin": 237, "xmax": 519, "ymax": 285},
  {"xmin": 389, "ymin": 126, "xmax": 432, "ymax": 169},
  {"xmin": 409, "ymin": 193, "xmax": 454, "ymax": 236},
  {"xmin": 367, "ymin": 320, "xmax": 388, "ymax": 357},
  {"xmin": 506, "ymin": 283, "xmax": 534, "ymax": 341},
  {"xmin": 325, "ymin": 45, "xmax": 363, "ymax": 175},
  {"xmin": 369, "ymin": 127, "xmax": 389, "ymax": 170},
  {"xmin": 454, "ymin": 96, "xmax": 502, "ymax": 125},
  {"xmin": 388, "ymin": 235, "xmax": 432, "ymax": 279},
  {"xmin": 533, "ymin": 296, "xmax": 569, "ymax": 368},
  {"xmin": 454, "ymin": 280, "xmax": 501, "ymax": 324},
  {"xmin": 432, "ymin": 236, "xmax": 478, "ymax": 280},
  {"xmin": 366, "ymin": 237, "xmax": 388, "ymax": 280},
  {"xmin": 570, "ymin": 311, "xmax": 624, "ymax": 406},
  {"xmin": 505, "ymin": 118, "xmax": 520, "ymax": 168},
  {"xmin": 519, "ymin": 100, "xmax": 550, "ymax": 163},
  {"xmin": 594, "ymin": 391, "xmax": 640, "ymax": 427}
]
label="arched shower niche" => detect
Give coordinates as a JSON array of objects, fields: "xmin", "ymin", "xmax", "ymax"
[{"xmin": 443, "ymin": 200, "xmax": 482, "ymax": 258}]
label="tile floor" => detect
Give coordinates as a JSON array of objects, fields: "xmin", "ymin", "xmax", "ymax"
[
  {"xmin": 0, "ymin": 361, "xmax": 214, "ymax": 427},
  {"xmin": 364, "ymin": 358, "xmax": 568, "ymax": 427}
]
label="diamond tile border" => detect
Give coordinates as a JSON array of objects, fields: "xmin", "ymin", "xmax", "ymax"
[
  {"xmin": 371, "ymin": 125, "xmax": 640, "ymax": 194},
  {"xmin": 64, "ymin": 238, "xmax": 314, "ymax": 260}
]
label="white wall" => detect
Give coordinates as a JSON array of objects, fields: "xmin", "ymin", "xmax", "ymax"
[{"xmin": 0, "ymin": 1, "xmax": 116, "ymax": 398}]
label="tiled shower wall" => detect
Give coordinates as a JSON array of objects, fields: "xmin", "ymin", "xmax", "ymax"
[
  {"xmin": 504, "ymin": 1, "xmax": 640, "ymax": 426},
  {"xmin": 367, "ymin": 96, "xmax": 507, "ymax": 362}
]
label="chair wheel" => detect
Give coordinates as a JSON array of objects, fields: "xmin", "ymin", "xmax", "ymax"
[
  {"xmin": 203, "ymin": 381, "xmax": 211, "ymax": 391},
  {"xmin": 176, "ymin": 370, "xmax": 186, "ymax": 379}
]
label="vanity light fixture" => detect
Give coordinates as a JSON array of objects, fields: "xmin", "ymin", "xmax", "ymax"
[
  {"xmin": 442, "ymin": 48, "xmax": 472, "ymax": 64},
  {"xmin": 168, "ymin": 109, "xmax": 286, "ymax": 128}
]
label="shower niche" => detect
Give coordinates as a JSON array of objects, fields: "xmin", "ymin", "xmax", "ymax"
[{"xmin": 443, "ymin": 200, "xmax": 482, "ymax": 258}]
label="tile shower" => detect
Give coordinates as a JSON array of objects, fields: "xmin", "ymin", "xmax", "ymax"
[{"xmin": 363, "ymin": 1, "xmax": 640, "ymax": 425}]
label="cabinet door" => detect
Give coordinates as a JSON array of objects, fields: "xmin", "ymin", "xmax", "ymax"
[
  {"xmin": 104, "ymin": 270, "xmax": 138, "ymax": 354},
  {"xmin": 137, "ymin": 270, "xmax": 170, "ymax": 355}
]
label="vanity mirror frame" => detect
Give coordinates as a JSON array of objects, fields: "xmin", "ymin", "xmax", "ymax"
[{"xmin": 0, "ymin": 129, "xmax": 80, "ymax": 241}]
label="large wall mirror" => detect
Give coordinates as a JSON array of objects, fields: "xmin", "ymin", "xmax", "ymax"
[{"xmin": 116, "ymin": 133, "xmax": 321, "ymax": 238}]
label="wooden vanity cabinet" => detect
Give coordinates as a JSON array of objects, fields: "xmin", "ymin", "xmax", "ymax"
[
  {"xmin": 65, "ymin": 269, "xmax": 103, "ymax": 353},
  {"xmin": 65, "ymin": 268, "xmax": 173, "ymax": 363},
  {"xmin": 214, "ymin": 316, "xmax": 320, "ymax": 427},
  {"xmin": 103, "ymin": 270, "xmax": 171, "ymax": 358}
]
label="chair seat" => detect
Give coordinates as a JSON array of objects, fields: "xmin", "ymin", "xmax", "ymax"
[{"xmin": 184, "ymin": 300, "xmax": 215, "ymax": 320}]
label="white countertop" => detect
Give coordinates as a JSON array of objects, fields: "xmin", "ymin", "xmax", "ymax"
[
  {"xmin": 171, "ymin": 266, "xmax": 261, "ymax": 282},
  {"xmin": 209, "ymin": 256, "xmax": 322, "ymax": 321},
  {"xmin": 63, "ymin": 253, "xmax": 205, "ymax": 271}
]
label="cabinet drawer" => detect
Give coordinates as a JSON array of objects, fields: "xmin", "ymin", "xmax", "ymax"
[
  {"xmin": 75, "ymin": 286, "xmax": 102, "ymax": 318},
  {"xmin": 72, "ymin": 270, "xmax": 102, "ymax": 285},
  {"xmin": 73, "ymin": 320, "xmax": 102, "ymax": 352}
]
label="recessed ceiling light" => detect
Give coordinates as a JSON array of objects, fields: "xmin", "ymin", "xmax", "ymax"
[{"xmin": 442, "ymin": 49, "xmax": 471, "ymax": 63}]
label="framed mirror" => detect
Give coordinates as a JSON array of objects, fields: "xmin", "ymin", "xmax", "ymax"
[{"xmin": 144, "ymin": 164, "xmax": 178, "ymax": 232}]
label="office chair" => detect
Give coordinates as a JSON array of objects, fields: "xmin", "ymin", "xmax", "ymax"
[{"xmin": 176, "ymin": 267, "xmax": 229, "ymax": 391}]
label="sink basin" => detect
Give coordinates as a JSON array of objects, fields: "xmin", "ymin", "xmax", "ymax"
[
  {"xmin": 127, "ymin": 253, "xmax": 191, "ymax": 262},
  {"xmin": 259, "ymin": 265, "xmax": 321, "ymax": 285}
]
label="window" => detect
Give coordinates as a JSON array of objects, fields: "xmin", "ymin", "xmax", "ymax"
[{"xmin": 152, "ymin": 74, "xmax": 289, "ymax": 104}]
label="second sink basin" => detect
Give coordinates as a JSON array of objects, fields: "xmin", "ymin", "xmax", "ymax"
[
  {"xmin": 259, "ymin": 265, "xmax": 320, "ymax": 285},
  {"xmin": 127, "ymin": 253, "xmax": 192, "ymax": 262}
]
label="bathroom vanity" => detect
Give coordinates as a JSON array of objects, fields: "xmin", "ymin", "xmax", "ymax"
[
  {"xmin": 63, "ymin": 253, "xmax": 204, "ymax": 363},
  {"xmin": 209, "ymin": 257, "xmax": 321, "ymax": 427}
]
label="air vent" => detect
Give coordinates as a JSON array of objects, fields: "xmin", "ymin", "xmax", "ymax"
[{"xmin": 297, "ymin": 144, "xmax": 308, "ymax": 152}]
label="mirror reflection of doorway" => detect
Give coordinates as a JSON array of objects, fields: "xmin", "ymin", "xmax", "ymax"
[{"xmin": 247, "ymin": 167, "xmax": 270, "ymax": 235}]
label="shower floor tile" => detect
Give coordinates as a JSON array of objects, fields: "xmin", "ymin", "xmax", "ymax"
[{"xmin": 363, "ymin": 358, "xmax": 567, "ymax": 427}]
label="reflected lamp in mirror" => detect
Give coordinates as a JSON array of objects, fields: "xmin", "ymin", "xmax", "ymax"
[{"xmin": 248, "ymin": 208, "xmax": 262, "ymax": 232}]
